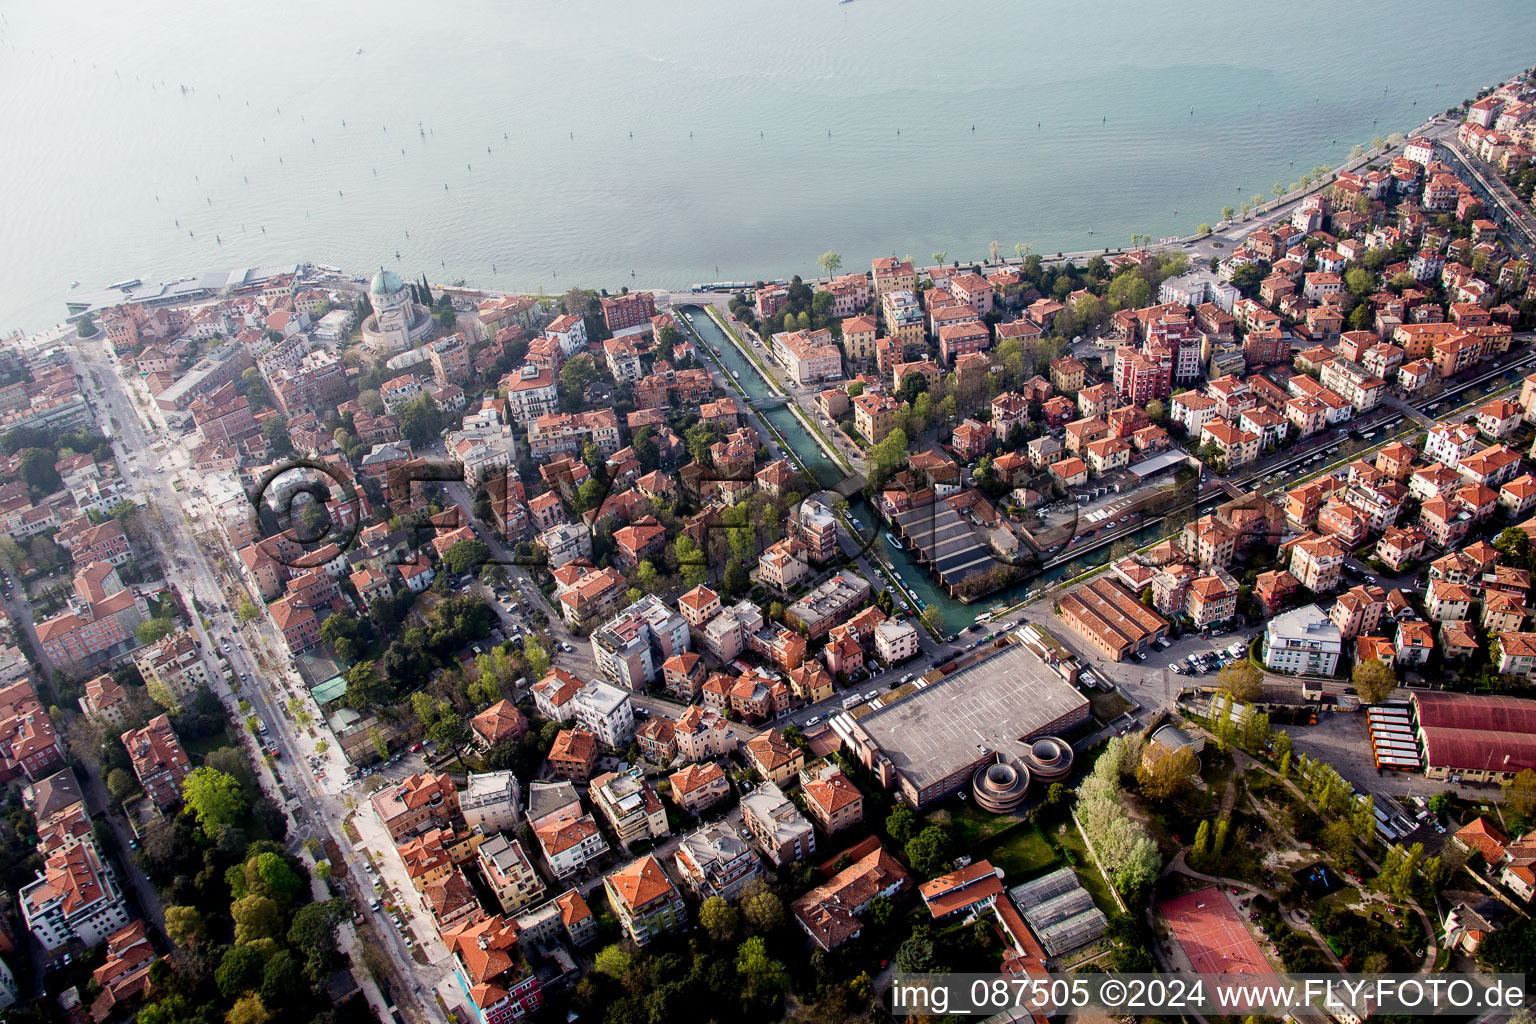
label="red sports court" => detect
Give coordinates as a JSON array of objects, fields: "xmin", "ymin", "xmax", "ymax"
[{"xmin": 1159, "ymin": 886, "xmax": 1269, "ymax": 975}]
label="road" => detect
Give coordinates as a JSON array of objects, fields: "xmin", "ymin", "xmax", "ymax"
[{"xmin": 64, "ymin": 335, "xmax": 452, "ymax": 1024}]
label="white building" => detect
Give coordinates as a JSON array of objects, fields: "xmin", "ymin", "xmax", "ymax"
[
  {"xmin": 570, "ymin": 679, "xmax": 636, "ymax": 748},
  {"xmin": 874, "ymin": 619, "xmax": 920, "ymax": 663},
  {"xmin": 590, "ymin": 768, "xmax": 669, "ymax": 848},
  {"xmin": 0, "ymin": 957, "xmax": 16, "ymax": 1011},
  {"xmin": 538, "ymin": 522, "xmax": 592, "ymax": 569},
  {"xmin": 591, "ymin": 595, "xmax": 691, "ymax": 690},
  {"xmin": 1262, "ymin": 603, "xmax": 1343, "ymax": 676},
  {"xmin": 447, "ymin": 424, "xmax": 519, "ymax": 487},
  {"xmin": 673, "ymin": 824, "xmax": 763, "ymax": 901},
  {"xmin": 20, "ymin": 840, "xmax": 131, "ymax": 951},
  {"xmin": 459, "ymin": 770, "xmax": 522, "ymax": 836}
]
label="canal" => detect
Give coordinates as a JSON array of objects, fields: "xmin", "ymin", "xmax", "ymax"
[{"xmin": 680, "ymin": 304, "xmax": 1208, "ymax": 632}]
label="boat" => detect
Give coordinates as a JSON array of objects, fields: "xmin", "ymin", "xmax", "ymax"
[
  {"xmin": 730, "ymin": 370, "xmax": 739, "ymax": 379},
  {"xmin": 356, "ymin": 47, "xmax": 363, "ymax": 54},
  {"xmin": 885, "ymin": 532, "xmax": 903, "ymax": 550},
  {"xmin": 685, "ymin": 312, "xmax": 695, "ymax": 322},
  {"xmin": 712, "ymin": 346, "xmax": 721, "ymax": 354},
  {"xmin": 69, "ymin": 281, "xmax": 79, "ymax": 288}
]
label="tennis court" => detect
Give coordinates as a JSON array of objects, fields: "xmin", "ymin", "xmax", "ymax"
[{"xmin": 1159, "ymin": 886, "xmax": 1269, "ymax": 975}]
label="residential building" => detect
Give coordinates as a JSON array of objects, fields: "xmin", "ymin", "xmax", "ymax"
[
  {"xmin": 920, "ymin": 861, "xmax": 1004, "ymax": 920},
  {"xmin": 547, "ymin": 729, "xmax": 599, "ymax": 782},
  {"xmin": 459, "ymin": 770, "xmax": 523, "ymax": 836},
  {"xmin": 673, "ymin": 824, "xmax": 763, "ymax": 902},
  {"xmin": 741, "ymin": 781, "xmax": 816, "ymax": 867},
  {"xmin": 20, "ymin": 840, "xmax": 130, "ymax": 951},
  {"xmin": 590, "ymin": 768, "xmax": 669, "ymax": 849},
  {"xmin": 668, "ymin": 762, "xmax": 730, "ymax": 814},
  {"xmin": 477, "ymin": 834, "xmax": 547, "ymax": 914},
  {"xmin": 120, "ymin": 715, "xmax": 191, "ymax": 810},
  {"xmin": 790, "ymin": 845, "xmax": 910, "ymax": 950},
  {"xmin": 604, "ymin": 855, "xmax": 686, "ymax": 946},
  {"xmin": 800, "ymin": 761, "xmax": 863, "ymax": 835},
  {"xmin": 1262, "ymin": 604, "xmax": 1342, "ymax": 676},
  {"xmin": 744, "ymin": 729, "xmax": 804, "ymax": 784},
  {"xmin": 371, "ymin": 772, "xmax": 460, "ymax": 840}
]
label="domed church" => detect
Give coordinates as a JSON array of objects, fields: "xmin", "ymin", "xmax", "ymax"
[{"xmin": 360, "ymin": 268, "xmax": 434, "ymax": 354}]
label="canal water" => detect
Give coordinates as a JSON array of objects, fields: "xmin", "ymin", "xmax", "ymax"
[{"xmin": 682, "ymin": 305, "xmax": 1202, "ymax": 632}]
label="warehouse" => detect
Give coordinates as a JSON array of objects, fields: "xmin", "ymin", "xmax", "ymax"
[
  {"xmin": 1412, "ymin": 691, "xmax": 1536, "ymax": 783},
  {"xmin": 1056, "ymin": 577, "xmax": 1169, "ymax": 662}
]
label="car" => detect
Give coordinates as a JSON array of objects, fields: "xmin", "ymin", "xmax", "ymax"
[
  {"xmin": 1169, "ymin": 663, "xmax": 1182, "ymax": 673},
  {"xmin": 805, "ymin": 715, "xmax": 822, "ymax": 726},
  {"xmin": 410, "ymin": 742, "xmax": 423, "ymax": 752}
]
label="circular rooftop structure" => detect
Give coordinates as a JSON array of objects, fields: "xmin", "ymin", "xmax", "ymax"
[
  {"xmin": 972, "ymin": 759, "xmax": 1030, "ymax": 813},
  {"xmin": 1023, "ymin": 737, "xmax": 1074, "ymax": 781},
  {"xmin": 370, "ymin": 268, "xmax": 405, "ymax": 297}
]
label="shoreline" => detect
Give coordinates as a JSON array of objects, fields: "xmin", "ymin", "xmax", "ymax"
[{"xmin": 55, "ymin": 101, "xmax": 1466, "ymax": 328}]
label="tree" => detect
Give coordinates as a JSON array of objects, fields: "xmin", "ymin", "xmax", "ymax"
[
  {"xmin": 251, "ymin": 851, "xmax": 303, "ymax": 905},
  {"xmin": 1191, "ymin": 820, "xmax": 1210, "ymax": 864},
  {"xmin": 343, "ymin": 660, "xmax": 391, "ymax": 710},
  {"xmin": 1136, "ymin": 745, "xmax": 1198, "ymax": 801},
  {"xmin": 136, "ymin": 617, "xmax": 176, "ymax": 646},
  {"xmin": 593, "ymin": 944, "xmax": 632, "ymax": 980},
  {"xmin": 397, "ymin": 394, "xmax": 444, "ymax": 447},
  {"xmin": 1506, "ymin": 769, "xmax": 1536, "ymax": 817},
  {"xmin": 1322, "ymin": 820, "xmax": 1358, "ymax": 865},
  {"xmin": 442, "ymin": 539, "xmax": 490, "ymax": 575},
  {"xmin": 904, "ymin": 825, "xmax": 951, "ymax": 876},
  {"xmin": 182, "ymin": 767, "xmax": 248, "ymax": 835},
  {"xmin": 259, "ymin": 951, "xmax": 305, "ymax": 1011},
  {"xmin": 358, "ymin": 389, "xmax": 385, "ymax": 415},
  {"xmin": 523, "ymin": 637, "xmax": 550, "ymax": 680},
  {"xmin": 226, "ymin": 995, "xmax": 270, "ymax": 1024},
  {"xmin": 735, "ymin": 936, "xmax": 789, "ymax": 1008},
  {"xmin": 288, "ymin": 898, "xmax": 349, "ymax": 980},
  {"xmin": 699, "ymin": 895, "xmax": 738, "ymax": 943},
  {"xmin": 1218, "ymin": 659, "xmax": 1262, "ymax": 702},
  {"xmin": 886, "ymin": 805, "xmax": 918, "ymax": 844},
  {"xmin": 164, "ymin": 905, "xmax": 203, "ymax": 948},
  {"xmin": 932, "ymin": 251, "xmax": 947, "ymax": 267},
  {"xmin": 1221, "ymin": 206, "xmax": 1235, "ymax": 221},
  {"xmin": 238, "ymin": 600, "xmax": 260, "ymax": 624},
  {"xmin": 217, "ymin": 945, "xmax": 267, "ymax": 999},
  {"xmin": 106, "ymin": 767, "xmax": 138, "ymax": 800},
  {"xmin": 231, "ymin": 894, "xmax": 283, "ymax": 945},
  {"xmin": 816, "ymin": 251, "xmax": 843, "ymax": 277},
  {"xmin": 1352, "ymin": 658, "xmax": 1397, "ymax": 704},
  {"xmin": 740, "ymin": 881, "xmax": 786, "ymax": 933}
]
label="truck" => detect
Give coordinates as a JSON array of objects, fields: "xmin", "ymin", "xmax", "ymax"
[{"xmin": 256, "ymin": 718, "xmax": 269, "ymax": 736}]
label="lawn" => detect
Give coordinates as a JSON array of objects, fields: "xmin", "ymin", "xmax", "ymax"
[
  {"xmin": 930, "ymin": 800, "xmax": 1026, "ymax": 847},
  {"xmin": 1089, "ymin": 691, "xmax": 1133, "ymax": 723},
  {"xmin": 1036, "ymin": 805, "xmax": 1123, "ymax": 917},
  {"xmin": 978, "ymin": 823, "xmax": 1060, "ymax": 879}
]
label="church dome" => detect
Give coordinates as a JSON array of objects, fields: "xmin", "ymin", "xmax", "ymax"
[{"xmin": 370, "ymin": 269, "xmax": 406, "ymax": 297}]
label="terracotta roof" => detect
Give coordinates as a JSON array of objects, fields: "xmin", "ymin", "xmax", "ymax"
[{"xmin": 605, "ymin": 854, "xmax": 676, "ymax": 911}]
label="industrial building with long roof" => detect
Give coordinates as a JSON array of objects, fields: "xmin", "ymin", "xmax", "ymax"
[{"xmin": 1412, "ymin": 691, "xmax": 1536, "ymax": 783}]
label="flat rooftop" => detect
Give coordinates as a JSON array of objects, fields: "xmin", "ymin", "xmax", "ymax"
[{"xmin": 854, "ymin": 641, "xmax": 1089, "ymax": 791}]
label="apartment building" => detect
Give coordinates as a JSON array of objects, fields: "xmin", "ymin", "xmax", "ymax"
[
  {"xmin": 741, "ymin": 781, "xmax": 816, "ymax": 867},
  {"xmin": 604, "ymin": 856, "xmax": 686, "ymax": 946}
]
